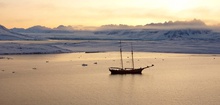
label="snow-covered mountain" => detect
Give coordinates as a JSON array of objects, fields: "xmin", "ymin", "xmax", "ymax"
[
  {"xmin": 0, "ymin": 25, "xmax": 33, "ymax": 40},
  {"xmin": 162, "ymin": 29, "xmax": 220, "ymax": 40},
  {"xmin": 92, "ymin": 19, "xmax": 217, "ymax": 41},
  {"xmin": 3, "ymin": 20, "xmax": 220, "ymax": 41},
  {"xmin": 1, "ymin": 23, "xmax": 220, "ymax": 54},
  {"xmin": 53, "ymin": 25, "xmax": 74, "ymax": 31},
  {"xmin": 11, "ymin": 25, "xmax": 75, "ymax": 33},
  {"xmin": 94, "ymin": 28, "xmax": 220, "ymax": 41},
  {"xmin": 10, "ymin": 28, "xmax": 26, "ymax": 33},
  {"xmin": 26, "ymin": 25, "xmax": 52, "ymax": 33}
]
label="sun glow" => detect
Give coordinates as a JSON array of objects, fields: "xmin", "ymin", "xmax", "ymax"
[{"xmin": 162, "ymin": 0, "xmax": 194, "ymax": 12}]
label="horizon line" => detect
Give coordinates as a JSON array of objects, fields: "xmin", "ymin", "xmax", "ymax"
[{"xmin": 1, "ymin": 19, "xmax": 220, "ymax": 29}]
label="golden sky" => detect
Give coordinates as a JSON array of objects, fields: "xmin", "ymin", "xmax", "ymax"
[{"xmin": 0, "ymin": 0, "xmax": 220, "ymax": 28}]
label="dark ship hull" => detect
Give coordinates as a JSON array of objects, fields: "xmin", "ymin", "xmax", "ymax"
[{"xmin": 109, "ymin": 67, "xmax": 145, "ymax": 74}]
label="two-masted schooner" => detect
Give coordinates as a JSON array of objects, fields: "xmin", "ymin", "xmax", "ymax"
[{"xmin": 109, "ymin": 41, "xmax": 154, "ymax": 74}]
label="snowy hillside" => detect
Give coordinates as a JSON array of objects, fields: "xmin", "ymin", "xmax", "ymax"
[
  {"xmin": 0, "ymin": 25, "xmax": 33, "ymax": 40},
  {"xmin": 94, "ymin": 29, "xmax": 220, "ymax": 41},
  {"xmin": 10, "ymin": 27, "xmax": 220, "ymax": 41},
  {"xmin": 1, "ymin": 23, "xmax": 220, "ymax": 54},
  {"xmin": 6, "ymin": 19, "xmax": 220, "ymax": 41}
]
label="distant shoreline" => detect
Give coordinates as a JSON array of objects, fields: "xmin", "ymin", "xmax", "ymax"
[
  {"xmin": 1, "ymin": 51, "xmax": 220, "ymax": 56},
  {"xmin": 1, "ymin": 40, "xmax": 220, "ymax": 55}
]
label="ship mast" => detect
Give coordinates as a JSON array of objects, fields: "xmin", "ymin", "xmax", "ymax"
[
  {"xmin": 131, "ymin": 43, "xmax": 134, "ymax": 69},
  {"xmin": 120, "ymin": 41, "xmax": 124, "ymax": 69}
]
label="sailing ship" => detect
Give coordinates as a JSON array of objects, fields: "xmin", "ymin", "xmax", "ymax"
[{"xmin": 109, "ymin": 41, "xmax": 154, "ymax": 74}]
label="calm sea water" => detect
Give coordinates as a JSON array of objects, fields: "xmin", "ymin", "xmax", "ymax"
[{"xmin": 0, "ymin": 52, "xmax": 220, "ymax": 105}]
